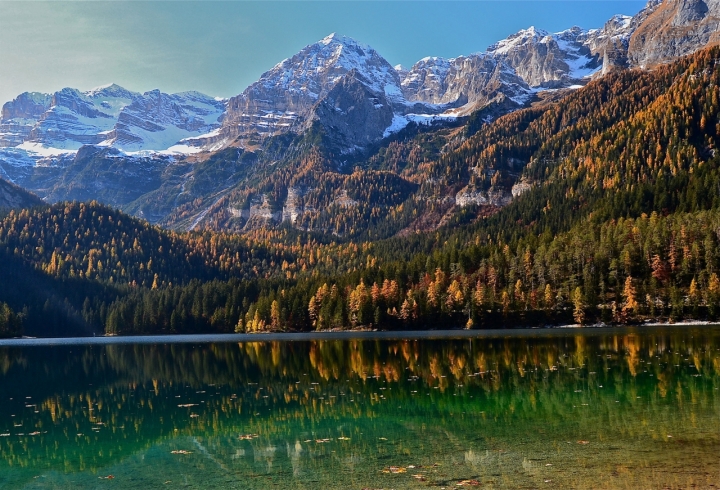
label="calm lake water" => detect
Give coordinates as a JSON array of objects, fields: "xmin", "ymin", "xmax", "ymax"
[{"xmin": 0, "ymin": 327, "xmax": 718, "ymax": 489}]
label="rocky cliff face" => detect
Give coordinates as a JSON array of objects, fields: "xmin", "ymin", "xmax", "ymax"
[
  {"xmin": 582, "ymin": 15, "xmax": 635, "ymax": 74},
  {"xmin": 399, "ymin": 25, "xmax": 605, "ymax": 115},
  {"xmin": 487, "ymin": 26, "xmax": 601, "ymax": 87},
  {"xmin": 0, "ymin": 93, "xmax": 52, "ymax": 147},
  {"xmin": 629, "ymin": 0, "xmax": 720, "ymax": 67},
  {"xmin": 455, "ymin": 186, "xmax": 512, "ymax": 207},
  {"xmin": 305, "ymin": 69, "xmax": 396, "ymax": 150},
  {"xmin": 399, "ymin": 54, "xmax": 532, "ymax": 114},
  {"xmin": 0, "ymin": 92, "xmax": 52, "ymax": 121},
  {"xmin": 26, "ymin": 85, "xmax": 135, "ymax": 149}
]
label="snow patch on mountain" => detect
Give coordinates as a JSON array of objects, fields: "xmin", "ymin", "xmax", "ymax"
[
  {"xmin": 16, "ymin": 142, "xmax": 76, "ymax": 158},
  {"xmin": 554, "ymin": 36, "xmax": 601, "ymax": 79},
  {"xmin": 383, "ymin": 113, "xmax": 458, "ymax": 138},
  {"xmin": 160, "ymin": 144, "xmax": 206, "ymax": 155}
]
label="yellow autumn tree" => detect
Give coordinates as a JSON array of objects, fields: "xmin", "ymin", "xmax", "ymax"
[
  {"xmin": 270, "ymin": 300, "xmax": 281, "ymax": 330},
  {"xmin": 622, "ymin": 276, "xmax": 638, "ymax": 316},
  {"xmin": 572, "ymin": 287, "xmax": 586, "ymax": 325},
  {"xmin": 688, "ymin": 278, "xmax": 699, "ymax": 305},
  {"xmin": 446, "ymin": 279, "xmax": 464, "ymax": 311},
  {"xmin": 544, "ymin": 284, "xmax": 554, "ymax": 311}
]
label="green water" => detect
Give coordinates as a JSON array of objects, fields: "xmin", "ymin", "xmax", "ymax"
[{"xmin": 0, "ymin": 328, "xmax": 718, "ymax": 489}]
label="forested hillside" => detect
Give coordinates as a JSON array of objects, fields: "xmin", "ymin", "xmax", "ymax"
[{"xmin": 3, "ymin": 47, "xmax": 720, "ymax": 337}]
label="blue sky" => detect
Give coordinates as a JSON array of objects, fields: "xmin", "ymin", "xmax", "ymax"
[{"xmin": 0, "ymin": 1, "xmax": 646, "ymax": 104}]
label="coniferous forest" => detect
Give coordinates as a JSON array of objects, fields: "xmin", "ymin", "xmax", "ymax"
[{"xmin": 3, "ymin": 47, "xmax": 720, "ymax": 337}]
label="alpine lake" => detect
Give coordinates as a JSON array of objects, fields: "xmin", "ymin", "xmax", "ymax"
[{"xmin": 0, "ymin": 327, "xmax": 718, "ymax": 489}]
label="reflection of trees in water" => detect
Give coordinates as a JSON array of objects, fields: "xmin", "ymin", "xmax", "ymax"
[
  {"xmin": 1, "ymin": 331, "xmax": 718, "ymax": 394},
  {"xmin": 0, "ymin": 330, "xmax": 717, "ymax": 474}
]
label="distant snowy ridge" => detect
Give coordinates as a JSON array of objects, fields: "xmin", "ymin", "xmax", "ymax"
[{"xmin": 0, "ymin": 84, "xmax": 226, "ymax": 164}]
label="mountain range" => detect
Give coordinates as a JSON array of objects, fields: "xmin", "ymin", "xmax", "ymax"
[
  {"xmin": 0, "ymin": 0, "xmax": 718, "ymax": 237},
  {"xmin": 2, "ymin": 0, "xmax": 720, "ymax": 335}
]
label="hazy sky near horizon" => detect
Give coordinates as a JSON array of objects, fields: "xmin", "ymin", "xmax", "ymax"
[{"xmin": 0, "ymin": 1, "xmax": 646, "ymax": 104}]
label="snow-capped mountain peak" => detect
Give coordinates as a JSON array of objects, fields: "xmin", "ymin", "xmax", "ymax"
[
  {"xmin": 319, "ymin": 32, "xmax": 370, "ymax": 50},
  {"xmin": 259, "ymin": 33, "xmax": 400, "ymax": 99},
  {"xmin": 83, "ymin": 83, "xmax": 137, "ymax": 99},
  {"xmin": 487, "ymin": 26, "xmax": 551, "ymax": 55},
  {"xmin": 222, "ymin": 32, "xmax": 407, "ymax": 144},
  {"xmin": 609, "ymin": 14, "xmax": 633, "ymax": 30},
  {"xmin": 484, "ymin": 25, "xmax": 603, "ymax": 87}
]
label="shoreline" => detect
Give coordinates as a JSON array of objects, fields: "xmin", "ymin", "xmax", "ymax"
[{"xmin": 1, "ymin": 322, "xmax": 719, "ymax": 346}]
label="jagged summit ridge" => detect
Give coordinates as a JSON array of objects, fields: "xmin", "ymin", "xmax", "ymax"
[
  {"xmin": 397, "ymin": 0, "xmax": 714, "ymax": 111},
  {"xmin": 398, "ymin": 52, "xmax": 532, "ymax": 112},
  {"xmin": 486, "ymin": 26, "xmax": 552, "ymax": 55},
  {"xmin": 396, "ymin": 23, "xmax": 623, "ymax": 114},
  {"xmin": 0, "ymin": 85, "xmax": 225, "ymax": 155},
  {"xmin": 100, "ymin": 89, "xmax": 225, "ymax": 152},
  {"xmin": 221, "ymin": 32, "xmax": 411, "ymax": 145}
]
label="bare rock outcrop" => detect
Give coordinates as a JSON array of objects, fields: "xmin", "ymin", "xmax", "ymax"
[{"xmin": 629, "ymin": 0, "xmax": 720, "ymax": 67}]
